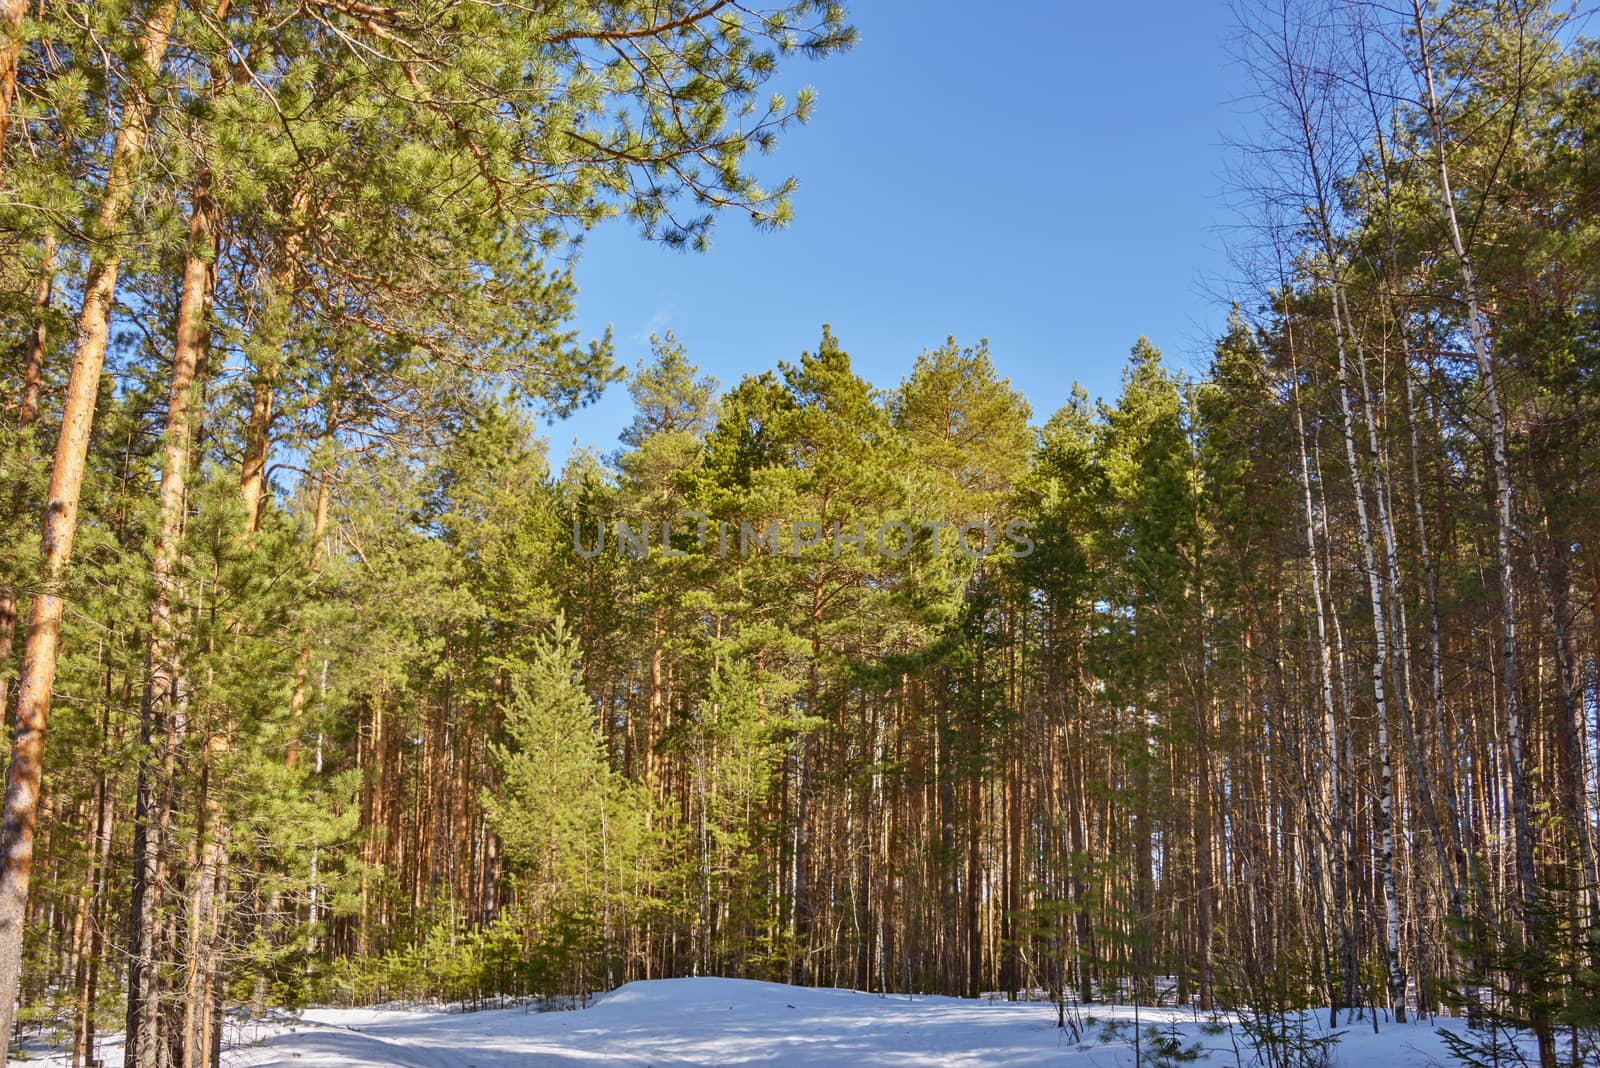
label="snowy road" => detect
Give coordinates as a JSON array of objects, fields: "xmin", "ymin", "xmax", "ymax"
[
  {"xmin": 42, "ymin": 977, "xmax": 1519, "ymax": 1067},
  {"xmin": 234, "ymin": 980, "xmax": 1082, "ymax": 1068}
]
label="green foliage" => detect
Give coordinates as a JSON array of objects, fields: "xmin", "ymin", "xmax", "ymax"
[
  {"xmin": 326, "ymin": 911, "xmax": 607, "ymax": 1007},
  {"xmin": 1230, "ymin": 1010, "xmax": 1341, "ymax": 1068},
  {"xmin": 1142, "ymin": 1019, "xmax": 1205, "ymax": 1068},
  {"xmin": 1216, "ymin": 939, "xmax": 1344, "ymax": 1068},
  {"xmin": 485, "ymin": 614, "xmax": 661, "ymax": 919},
  {"xmin": 1437, "ymin": 882, "xmax": 1600, "ymax": 1068}
]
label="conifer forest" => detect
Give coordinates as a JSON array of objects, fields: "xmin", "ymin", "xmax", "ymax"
[{"xmin": 2, "ymin": 1, "xmax": 1600, "ymax": 1066}]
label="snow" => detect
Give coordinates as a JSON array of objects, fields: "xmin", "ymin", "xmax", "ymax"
[{"xmin": 29, "ymin": 977, "xmax": 1527, "ymax": 1067}]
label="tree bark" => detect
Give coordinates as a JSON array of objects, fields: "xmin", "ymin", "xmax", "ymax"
[
  {"xmin": 285, "ymin": 456, "xmax": 334, "ymax": 769},
  {"xmin": 128, "ymin": 156, "xmax": 217, "ymax": 1068},
  {"xmin": 0, "ymin": 237, "xmax": 56, "ymax": 728},
  {"xmin": 0, "ymin": 3, "xmax": 177, "ymax": 1056},
  {"xmin": 238, "ymin": 203, "xmax": 307, "ymax": 535},
  {"xmin": 0, "ymin": 0, "xmax": 24, "ymax": 168}
]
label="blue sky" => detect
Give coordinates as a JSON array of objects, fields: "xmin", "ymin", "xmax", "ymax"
[{"xmin": 549, "ymin": 1, "xmax": 1251, "ymax": 464}]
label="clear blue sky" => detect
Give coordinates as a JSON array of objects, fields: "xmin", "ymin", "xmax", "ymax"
[{"xmin": 549, "ymin": 1, "xmax": 1250, "ymax": 463}]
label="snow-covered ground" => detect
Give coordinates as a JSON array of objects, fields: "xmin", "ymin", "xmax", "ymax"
[{"xmin": 27, "ymin": 977, "xmax": 1527, "ymax": 1067}]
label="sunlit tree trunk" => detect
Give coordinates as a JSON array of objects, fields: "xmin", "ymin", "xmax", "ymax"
[
  {"xmin": 0, "ymin": 4, "xmax": 178, "ymax": 1056},
  {"xmin": 0, "ymin": 236, "xmax": 56, "ymax": 728},
  {"xmin": 0, "ymin": 0, "xmax": 24, "ymax": 167},
  {"xmin": 239, "ymin": 195, "xmax": 307, "ymax": 535}
]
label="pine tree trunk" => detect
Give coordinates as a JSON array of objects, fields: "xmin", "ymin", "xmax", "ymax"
[
  {"xmin": 238, "ymin": 205, "xmax": 306, "ymax": 535},
  {"xmin": 0, "ymin": 4, "xmax": 177, "ymax": 1056},
  {"xmin": 181, "ymin": 741, "xmax": 226, "ymax": 1068},
  {"xmin": 129, "ymin": 159, "xmax": 216, "ymax": 1068},
  {"xmin": 0, "ymin": 236, "xmax": 56, "ymax": 729},
  {"xmin": 0, "ymin": 0, "xmax": 24, "ymax": 165},
  {"xmin": 239, "ymin": 380, "xmax": 274, "ymax": 533},
  {"xmin": 126, "ymin": 704, "xmax": 183, "ymax": 1068},
  {"xmin": 285, "ymin": 459, "xmax": 334, "ymax": 770},
  {"xmin": 71, "ymin": 761, "xmax": 113, "ymax": 1068},
  {"xmin": 66, "ymin": 789, "xmax": 94, "ymax": 1068}
]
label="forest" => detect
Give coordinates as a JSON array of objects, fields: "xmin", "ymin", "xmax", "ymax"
[{"xmin": 0, "ymin": 1, "xmax": 1598, "ymax": 1066}]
